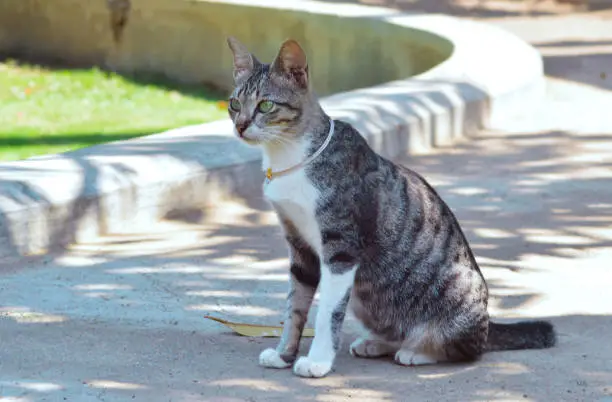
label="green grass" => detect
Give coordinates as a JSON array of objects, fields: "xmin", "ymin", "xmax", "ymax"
[{"xmin": 0, "ymin": 59, "xmax": 229, "ymax": 161}]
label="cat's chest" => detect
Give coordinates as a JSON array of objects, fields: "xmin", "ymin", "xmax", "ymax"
[{"xmin": 264, "ymin": 171, "xmax": 322, "ymax": 254}]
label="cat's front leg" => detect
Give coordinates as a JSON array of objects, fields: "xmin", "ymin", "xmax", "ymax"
[
  {"xmin": 293, "ymin": 265, "xmax": 355, "ymax": 378},
  {"xmin": 259, "ymin": 232, "xmax": 320, "ymax": 369},
  {"xmin": 259, "ymin": 271, "xmax": 317, "ymax": 368}
]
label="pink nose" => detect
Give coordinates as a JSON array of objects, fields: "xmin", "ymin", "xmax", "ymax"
[{"xmin": 236, "ymin": 122, "xmax": 249, "ymax": 136}]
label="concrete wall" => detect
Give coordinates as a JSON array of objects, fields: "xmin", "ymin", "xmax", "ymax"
[{"xmin": 0, "ymin": 0, "xmax": 453, "ymax": 96}]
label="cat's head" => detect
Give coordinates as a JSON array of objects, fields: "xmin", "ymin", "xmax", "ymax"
[{"xmin": 226, "ymin": 37, "xmax": 315, "ymax": 145}]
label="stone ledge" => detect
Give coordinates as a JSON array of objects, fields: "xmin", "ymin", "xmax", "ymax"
[{"xmin": 0, "ymin": 2, "xmax": 544, "ymax": 262}]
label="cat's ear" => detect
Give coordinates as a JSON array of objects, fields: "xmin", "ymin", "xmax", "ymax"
[
  {"xmin": 227, "ymin": 36, "xmax": 260, "ymax": 84},
  {"xmin": 271, "ymin": 39, "xmax": 309, "ymax": 89}
]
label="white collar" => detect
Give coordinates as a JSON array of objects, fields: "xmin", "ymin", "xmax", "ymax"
[{"xmin": 264, "ymin": 119, "xmax": 335, "ymax": 184}]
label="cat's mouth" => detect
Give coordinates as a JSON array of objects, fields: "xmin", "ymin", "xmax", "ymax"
[
  {"xmin": 235, "ymin": 130, "xmax": 261, "ymax": 145},
  {"xmin": 234, "ymin": 125, "xmax": 268, "ymax": 145}
]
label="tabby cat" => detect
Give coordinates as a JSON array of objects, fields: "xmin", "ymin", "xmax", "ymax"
[{"xmin": 226, "ymin": 37, "xmax": 556, "ymax": 378}]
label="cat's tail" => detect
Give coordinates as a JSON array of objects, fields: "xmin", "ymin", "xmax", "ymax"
[{"xmin": 485, "ymin": 320, "xmax": 557, "ymax": 352}]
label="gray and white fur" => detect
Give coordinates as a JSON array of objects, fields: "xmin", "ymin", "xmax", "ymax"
[{"xmin": 225, "ymin": 37, "xmax": 556, "ymax": 378}]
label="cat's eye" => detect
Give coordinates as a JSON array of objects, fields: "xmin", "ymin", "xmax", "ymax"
[
  {"xmin": 229, "ymin": 98, "xmax": 241, "ymax": 112},
  {"xmin": 258, "ymin": 100, "xmax": 275, "ymax": 113}
]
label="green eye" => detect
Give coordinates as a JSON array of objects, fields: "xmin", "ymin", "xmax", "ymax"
[
  {"xmin": 229, "ymin": 98, "xmax": 241, "ymax": 112},
  {"xmin": 258, "ymin": 100, "xmax": 274, "ymax": 113}
]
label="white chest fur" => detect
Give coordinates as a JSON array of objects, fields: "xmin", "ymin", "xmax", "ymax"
[{"xmin": 264, "ymin": 171, "xmax": 322, "ymax": 255}]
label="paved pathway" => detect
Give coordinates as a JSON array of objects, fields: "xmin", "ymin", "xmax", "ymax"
[{"xmin": 2, "ymin": 7, "xmax": 612, "ymax": 402}]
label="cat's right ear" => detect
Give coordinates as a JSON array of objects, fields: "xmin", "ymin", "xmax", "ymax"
[
  {"xmin": 271, "ymin": 39, "xmax": 309, "ymax": 89},
  {"xmin": 227, "ymin": 36, "xmax": 259, "ymax": 84}
]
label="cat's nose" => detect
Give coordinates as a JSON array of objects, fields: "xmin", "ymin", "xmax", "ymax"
[{"xmin": 236, "ymin": 121, "xmax": 250, "ymax": 136}]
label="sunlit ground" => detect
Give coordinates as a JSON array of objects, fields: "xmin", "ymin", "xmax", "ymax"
[{"xmin": 0, "ymin": 59, "xmax": 228, "ymax": 161}]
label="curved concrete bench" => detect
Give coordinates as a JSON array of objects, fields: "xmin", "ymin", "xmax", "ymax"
[{"xmin": 0, "ymin": 0, "xmax": 544, "ymax": 262}]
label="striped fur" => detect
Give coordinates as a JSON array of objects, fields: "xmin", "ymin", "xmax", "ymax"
[{"xmin": 226, "ymin": 37, "xmax": 556, "ymax": 378}]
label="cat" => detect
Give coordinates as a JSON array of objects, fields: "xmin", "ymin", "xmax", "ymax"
[{"xmin": 225, "ymin": 36, "xmax": 556, "ymax": 378}]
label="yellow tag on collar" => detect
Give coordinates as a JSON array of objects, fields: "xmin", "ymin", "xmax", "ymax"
[{"xmin": 266, "ymin": 168, "xmax": 273, "ymax": 181}]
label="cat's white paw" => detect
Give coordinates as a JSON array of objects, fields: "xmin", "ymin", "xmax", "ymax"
[
  {"xmin": 292, "ymin": 356, "xmax": 333, "ymax": 378},
  {"xmin": 259, "ymin": 348, "xmax": 292, "ymax": 369},
  {"xmin": 350, "ymin": 338, "xmax": 397, "ymax": 358},
  {"xmin": 394, "ymin": 349, "xmax": 438, "ymax": 366}
]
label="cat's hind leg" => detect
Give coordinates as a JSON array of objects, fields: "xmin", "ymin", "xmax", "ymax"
[
  {"xmin": 394, "ymin": 335, "xmax": 484, "ymax": 366},
  {"xmin": 393, "ymin": 349, "xmax": 440, "ymax": 366},
  {"xmin": 392, "ymin": 324, "xmax": 445, "ymax": 367},
  {"xmin": 350, "ymin": 334, "xmax": 400, "ymax": 358},
  {"xmin": 392, "ymin": 320, "xmax": 486, "ymax": 367}
]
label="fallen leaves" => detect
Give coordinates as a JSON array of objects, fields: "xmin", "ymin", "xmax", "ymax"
[{"xmin": 204, "ymin": 315, "xmax": 315, "ymax": 337}]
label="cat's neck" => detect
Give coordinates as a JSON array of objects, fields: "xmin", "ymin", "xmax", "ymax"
[
  {"xmin": 261, "ymin": 109, "xmax": 330, "ymax": 173},
  {"xmin": 261, "ymin": 138, "xmax": 310, "ymax": 173}
]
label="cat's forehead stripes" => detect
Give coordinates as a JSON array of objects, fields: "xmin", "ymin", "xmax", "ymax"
[{"xmin": 236, "ymin": 64, "xmax": 271, "ymax": 99}]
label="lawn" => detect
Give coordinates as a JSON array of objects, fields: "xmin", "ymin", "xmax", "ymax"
[{"xmin": 0, "ymin": 59, "xmax": 229, "ymax": 161}]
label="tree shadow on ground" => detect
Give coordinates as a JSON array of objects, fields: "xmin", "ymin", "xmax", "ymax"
[
  {"xmin": 1, "ymin": 183, "xmax": 611, "ymax": 400},
  {"xmin": 401, "ymin": 130, "xmax": 612, "ymax": 266}
]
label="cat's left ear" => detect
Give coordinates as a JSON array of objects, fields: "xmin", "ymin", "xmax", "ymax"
[{"xmin": 271, "ymin": 39, "xmax": 309, "ymax": 89}]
